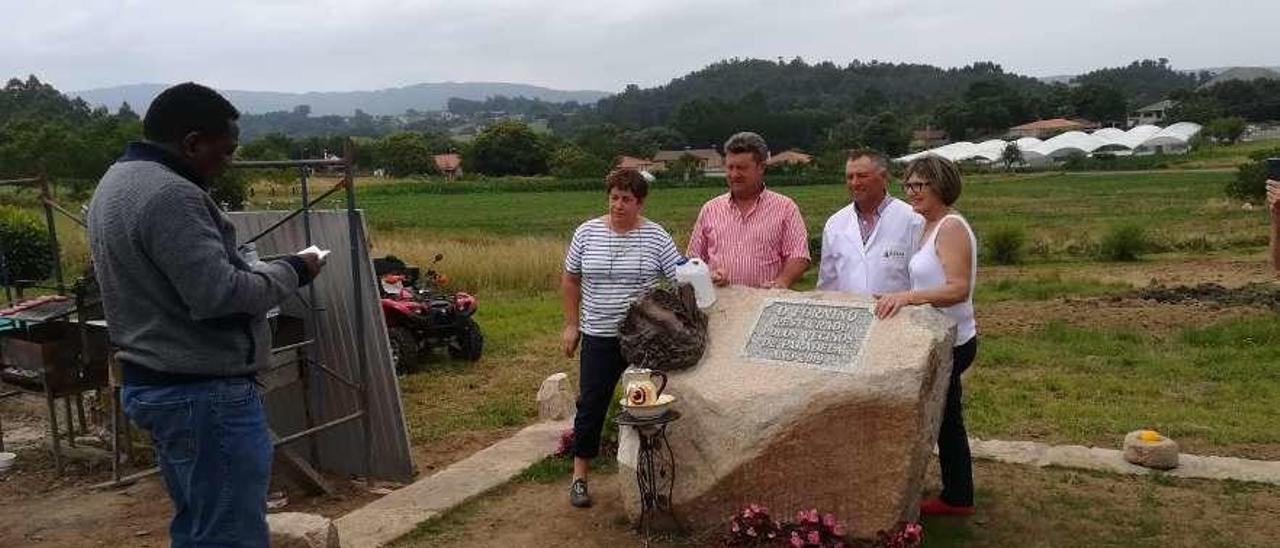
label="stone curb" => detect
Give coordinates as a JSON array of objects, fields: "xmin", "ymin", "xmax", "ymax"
[
  {"xmin": 334, "ymin": 419, "xmax": 570, "ymax": 548},
  {"xmin": 969, "ymin": 438, "xmax": 1280, "ymax": 486}
]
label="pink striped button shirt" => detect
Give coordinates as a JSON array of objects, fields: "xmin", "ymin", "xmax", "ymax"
[{"xmin": 687, "ymin": 189, "xmax": 810, "ymax": 288}]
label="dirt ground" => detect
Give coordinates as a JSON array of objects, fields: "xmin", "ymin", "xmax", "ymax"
[
  {"xmin": 0, "ymin": 393, "xmax": 422, "ymax": 548},
  {"xmin": 397, "ymin": 460, "xmax": 1280, "ymax": 548},
  {"xmin": 409, "ymin": 428, "xmax": 514, "ymax": 476},
  {"xmin": 978, "ymin": 297, "xmax": 1273, "ymax": 337},
  {"xmin": 982, "ymin": 254, "xmax": 1277, "ymax": 289},
  {"xmin": 980, "ymin": 255, "xmax": 1280, "ymax": 337}
]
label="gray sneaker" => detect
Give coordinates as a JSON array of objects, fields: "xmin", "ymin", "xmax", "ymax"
[{"xmin": 569, "ymin": 478, "xmax": 592, "ymax": 508}]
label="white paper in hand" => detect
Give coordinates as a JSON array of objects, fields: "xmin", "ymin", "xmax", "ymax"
[{"xmin": 298, "ymin": 245, "xmax": 331, "ymax": 263}]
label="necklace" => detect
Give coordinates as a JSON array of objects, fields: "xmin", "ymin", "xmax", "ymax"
[{"xmin": 606, "ymin": 218, "xmax": 642, "ymax": 283}]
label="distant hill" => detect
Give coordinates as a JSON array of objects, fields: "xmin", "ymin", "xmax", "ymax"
[
  {"xmin": 69, "ymin": 82, "xmax": 612, "ymax": 116},
  {"xmin": 1039, "ymin": 66, "xmax": 1280, "ymax": 86},
  {"xmin": 1199, "ymin": 66, "xmax": 1280, "ymax": 89}
]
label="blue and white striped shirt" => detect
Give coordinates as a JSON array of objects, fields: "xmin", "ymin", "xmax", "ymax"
[{"xmin": 565, "ymin": 217, "xmax": 681, "ymax": 337}]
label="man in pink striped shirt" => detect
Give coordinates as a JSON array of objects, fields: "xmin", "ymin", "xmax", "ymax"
[{"xmin": 687, "ymin": 132, "xmax": 810, "ymax": 288}]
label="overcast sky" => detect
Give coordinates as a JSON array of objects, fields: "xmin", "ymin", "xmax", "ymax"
[{"xmin": 4, "ymin": 0, "xmax": 1275, "ymax": 94}]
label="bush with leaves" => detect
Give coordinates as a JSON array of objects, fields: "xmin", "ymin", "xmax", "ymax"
[
  {"xmin": 0, "ymin": 205, "xmax": 55, "ymax": 283},
  {"xmin": 548, "ymin": 145, "xmax": 608, "ymax": 179},
  {"xmin": 1225, "ymin": 147, "xmax": 1280, "ymax": 202},
  {"xmin": 1099, "ymin": 223, "xmax": 1147, "ymax": 262},
  {"xmin": 463, "ymin": 120, "xmax": 550, "ymax": 176},
  {"xmin": 982, "ymin": 224, "xmax": 1026, "ymax": 265},
  {"xmin": 209, "ymin": 170, "xmax": 250, "ymax": 211},
  {"xmin": 372, "ymin": 132, "xmax": 439, "ymax": 177},
  {"xmin": 1204, "ymin": 116, "xmax": 1246, "ymax": 145}
]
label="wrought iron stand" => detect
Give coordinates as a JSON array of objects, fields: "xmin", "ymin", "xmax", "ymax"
[{"xmin": 616, "ymin": 409, "xmax": 680, "ymax": 547}]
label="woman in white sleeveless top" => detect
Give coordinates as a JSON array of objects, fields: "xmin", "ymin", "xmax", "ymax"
[{"xmin": 874, "ymin": 155, "xmax": 979, "ymax": 516}]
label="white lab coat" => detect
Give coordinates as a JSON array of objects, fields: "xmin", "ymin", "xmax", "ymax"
[{"xmin": 817, "ymin": 198, "xmax": 924, "ymax": 296}]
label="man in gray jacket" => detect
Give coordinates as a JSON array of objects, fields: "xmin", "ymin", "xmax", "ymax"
[{"xmin": 88, "ymin": 82, "xmax": 322, "ymax": 547}]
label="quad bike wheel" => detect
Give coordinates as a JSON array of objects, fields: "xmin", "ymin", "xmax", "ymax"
[
  {"xmin": 448, "ymin": 317, "xmax": 484, "ymax": 362},
  {"xmin": 389, "ymin": 326, "xmax": 421, "ymax": 375}
]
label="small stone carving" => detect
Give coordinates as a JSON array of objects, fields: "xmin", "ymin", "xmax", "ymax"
[{"xmin": 537, "ymin": 372, "xmax": 576, "ymax": 421}]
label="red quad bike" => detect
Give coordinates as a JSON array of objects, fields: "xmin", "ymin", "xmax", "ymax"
[{"xmin": 375, "ymin": 254, "xmax": 483, "ymax": 374}]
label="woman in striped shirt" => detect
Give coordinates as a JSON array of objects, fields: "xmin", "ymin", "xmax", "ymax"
[{"xmin": 561, "ymin": 168, "xmax": 682, "ymax": 508}]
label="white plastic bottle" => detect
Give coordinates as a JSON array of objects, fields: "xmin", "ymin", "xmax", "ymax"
[{"xmin": 675, "ymin": 257, "xmax": 716, "ymax": 309}]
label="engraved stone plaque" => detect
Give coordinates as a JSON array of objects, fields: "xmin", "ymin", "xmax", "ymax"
[{"xmin": 741, "ymin": 298, "xmax": 874, "ymax": 371}]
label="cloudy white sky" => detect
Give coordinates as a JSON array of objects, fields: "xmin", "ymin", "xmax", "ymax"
[{"xmin": 4, "ymin": 0, "xmax": 1275, "ymax": 93}]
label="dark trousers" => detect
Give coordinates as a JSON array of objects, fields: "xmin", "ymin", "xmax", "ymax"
[
  {"xmin": 124, "ymin": 377, "xmax": 273, "ymax": 548},
  {"xmin": 939, "ymin": 337, "xmax": 978, "ymax": 506},
  {"xmin": 572, "ymin": 334, "xmax": 629, "ymax": 459}
]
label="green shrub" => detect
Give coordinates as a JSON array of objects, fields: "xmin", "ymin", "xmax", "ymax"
[
  {"xmin": 1172, "ymin": 235, "xmax": 1214, "ymax": 253},
  {"xmin": 1098, "ymin": 223, "xmax": 1147, "ymax": 262},
  {"xmin": 1224, "ymin": 148, "xmax": 1280, "ymax": 201},
  {"xmin": 1028, "ymin": 237, "xmax": 1051, "ymax": 258},
  {"xmin": 1056, "ymin": 153, "xmax": 1171, "ymax": 172},
  {"xmin": 0, "ymin": 206, "xmax": 55, "ymax": 282},
  {"xmin": 982, "ymin": 224, "xmax": 1027, "ymax": 265},
  {"xmin": 210, "ymin": 170, "xmax": 250, "ymax": 210}
]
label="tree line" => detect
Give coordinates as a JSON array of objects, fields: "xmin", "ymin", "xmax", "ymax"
[{"xmin": 3, "ymin": 58, "xmax": 1277, "ymax": 190}]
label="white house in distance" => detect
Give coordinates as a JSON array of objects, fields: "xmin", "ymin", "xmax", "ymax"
[
  {"xmin": 1128, "ymin": 100, "xmax": 1177, "ymax": 128},
  {"xmin": 895, "ymin": 122, "xmax": 1202, "ymax": 166}
]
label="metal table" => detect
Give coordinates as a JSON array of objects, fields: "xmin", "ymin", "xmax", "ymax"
[{"xmin": 616, "ymin": 409, "xmax": 681, "ymax": 547}]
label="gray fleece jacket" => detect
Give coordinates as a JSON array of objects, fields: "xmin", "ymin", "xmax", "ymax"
[{"xmin": 88, "ymin": 142, "xmax": 310, "ymax": 380}]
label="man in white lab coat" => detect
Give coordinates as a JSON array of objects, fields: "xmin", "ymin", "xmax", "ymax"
[{"xmin": 817, "ymin": 149, "xmax": 924, "ymax": 295}]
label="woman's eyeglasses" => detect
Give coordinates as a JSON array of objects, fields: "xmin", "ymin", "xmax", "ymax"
[{"xmin": 901, "ymin": 181, "xmax": 930, "ymax": 194}]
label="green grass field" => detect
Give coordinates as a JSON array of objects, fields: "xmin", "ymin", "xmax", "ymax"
[
  {"xmin": 8, "ymin": 144, "xmax": 1280, "ymax": 545},
  {"xmin": 339, "ymin": 169, "xmax": 1273, "ymax": 297},
  {"xmin": 351, "ymin": 170, "xmax": 1268, "ymax": 252},
  {"xmin": 361, "ymin": 166, "xmax": 1280, "ymax": 460}
]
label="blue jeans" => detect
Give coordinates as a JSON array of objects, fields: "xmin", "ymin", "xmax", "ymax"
[{"xmin": 124, "ymin": 377, "xmax": 273, "ymax": 548}]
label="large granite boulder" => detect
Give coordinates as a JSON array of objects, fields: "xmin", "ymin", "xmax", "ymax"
[{"xmin": 617, "ymin": 287, "xmax": 955, "ymax": 539}]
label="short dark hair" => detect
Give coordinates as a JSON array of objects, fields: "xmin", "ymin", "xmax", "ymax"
[
  {"xmin": 903, "ymin": 154, "xmax": 963, "ymax": 205},
  {"xmin": 723, "ymin": 132, "xmax": 769, "ymax": 164},
  {"xmin": 847, "ymin": 148, "xmax": 891, "ymax": 173},
  {"xmin": 143, "ymin": 82, "xmax": 240, "ymax": 144},
  {"xmin": 605, "ymin": 168, "xmax": 650, "ymax": 200}
]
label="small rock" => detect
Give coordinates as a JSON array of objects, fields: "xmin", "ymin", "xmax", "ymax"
[
  {"xmin": 267, "ymin": 491, "xmax": 289, "ymax": 510},
  {"xmin": 267, "ymin": 512, "xmax": 340, "ymax": 548},
  {"xmin": 536, "ymin": 372, "xmax": 576, "ymax": 421},
  {"xmin": 368, "ymin": 487, "xmax": 393, "ymax": 495},
  {"xmin": 133, "ymin": 530, "xmax": 150, "ymax": 537},
  {"xmin": 1123, "ymin": 430, "xmax": 1180, "ymax": 470}
]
